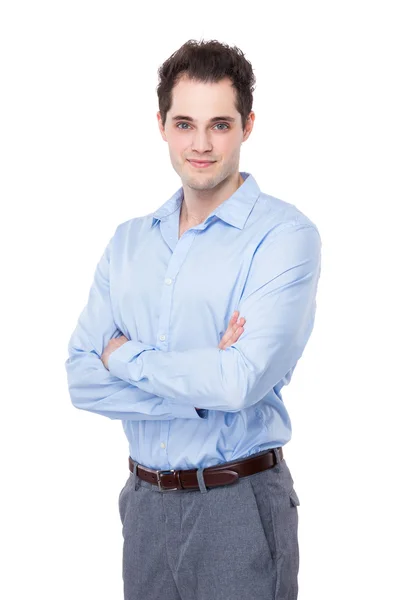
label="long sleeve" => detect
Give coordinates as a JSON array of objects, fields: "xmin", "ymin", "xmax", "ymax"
[
  {"xmin": 64, "ymin": 235, "xmax": 204, "ymax": 420},
  {"xmin": 107, "ymin": 222, "xmax": 322, "ymax": 413}
]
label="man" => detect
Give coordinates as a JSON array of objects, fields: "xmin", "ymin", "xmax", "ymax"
[{"xmin": 65, "ymin": 39, "xmax": 322, "ymax": 600}]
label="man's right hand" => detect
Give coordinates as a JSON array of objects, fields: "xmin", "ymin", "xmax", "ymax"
[
  {"xmin": 195, "ymin": 311, "xmax": 246, "ymax": 412},
  {"xmin": 218, "ymin": 310, "xmax": 246, "ymax": 350}
]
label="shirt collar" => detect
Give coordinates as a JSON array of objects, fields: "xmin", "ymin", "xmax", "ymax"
[{"xmin": 151, "ymin": 171, "xmax": 261, "ymax": 230}]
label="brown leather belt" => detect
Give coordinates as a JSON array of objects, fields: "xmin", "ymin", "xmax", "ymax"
[{"xmin": 128, "ymin": 447, "xmax": 283, "ymax": 492}]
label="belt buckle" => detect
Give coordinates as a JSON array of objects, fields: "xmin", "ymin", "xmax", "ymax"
[{"xmin": 156, "ymin": 469, "xmax": 179, "ymax": 492}]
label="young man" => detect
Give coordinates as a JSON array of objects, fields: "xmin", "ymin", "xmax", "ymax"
[{"xmin": 65, "ymin": 39, "xmax": 322, "ymax": 600}]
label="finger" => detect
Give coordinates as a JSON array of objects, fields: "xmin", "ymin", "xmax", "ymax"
[
  {"xmin": 229, "ymin": 317, "xmax": 246, "ymax": 337},
  {"xmin": 219, "ymin": 322, "xmax": 245, "ymax": 350},
  {"xmin": 223, "ymin": 318, "xmax": 245, "ymax": 343},
  {"xmin": 219, "ymin": 313, "xmax": 239, "ymax": 346},
  {"xmin": 219, "ymin": 328, "xmax": 243, "ymax": 351},
  {"xmin": 228, "ymin": 325, "xmax": 244, "ymax": 344},
  {"xmin": 218, "ymin": 313, "xmax": 246, "ymax": 349}
]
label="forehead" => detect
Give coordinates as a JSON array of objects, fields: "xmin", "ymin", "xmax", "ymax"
[{"xmin": 169, "ymin": 76, "xmax": 238, "ymax": 117}]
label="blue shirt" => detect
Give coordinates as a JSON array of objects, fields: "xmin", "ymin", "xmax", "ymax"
[{"xmin": 65, "ymin": 171, "xmax": 322, "ymax": 469}]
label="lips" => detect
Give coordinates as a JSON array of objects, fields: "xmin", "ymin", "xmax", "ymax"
[{"xmin": 187, "ymin": 159, "xmax": 215, "ymax": 167}]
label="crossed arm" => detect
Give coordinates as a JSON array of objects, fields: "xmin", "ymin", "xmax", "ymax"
[
  {"xmin": 65, "ymin": 221, "xmax": 321, "ymax": 419},
  {"xmin": 65, "ymin": 236, "xmax": 205, "ymax": 421}
]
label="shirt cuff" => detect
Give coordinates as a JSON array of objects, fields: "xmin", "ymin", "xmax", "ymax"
[
  {"xmin": 108, "ymin": 341, "xmax": 208, "ymax": 420},
  {"xmin": 108, "ymin": 340, "xmax": 153, "ymax": 382},
  {"xmin": 167, "ymin": 399, "xmax": 208, "ymax": 419}
]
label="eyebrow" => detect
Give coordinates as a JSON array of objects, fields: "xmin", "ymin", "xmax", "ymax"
[{"xmin": 171, "ymin": 115, "xmax": 236, "ymax": 123}]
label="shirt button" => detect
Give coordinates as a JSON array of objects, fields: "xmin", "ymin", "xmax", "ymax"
[
  {"xmin": 160, "ymin": 442, "xmax": 166, "ymax": 449},
  {"xmin": 159, "ymin": 334, "xmax": 166, "ymax": 341},
  {"xmin": 165, "ymin": 278, "xmax": 172, "ymax": 285}
]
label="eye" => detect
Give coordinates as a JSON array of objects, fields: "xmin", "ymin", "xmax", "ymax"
[{"xmin": 176, "ymin": 122, "xmax": 230, "ymax": 130}]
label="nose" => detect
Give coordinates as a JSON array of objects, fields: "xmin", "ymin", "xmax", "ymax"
[{"xmin": 190, "ymin": 129, "xmax": 213, "ymax": 154}]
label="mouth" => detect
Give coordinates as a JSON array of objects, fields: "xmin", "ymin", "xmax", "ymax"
[{"xmin": 187, "ymin": 159, "xmax": 216, "ymax": 169}]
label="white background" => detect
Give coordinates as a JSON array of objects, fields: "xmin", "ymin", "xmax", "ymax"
[{"xmin": 1, "ymin": 1, "xmax": 399, "ymax": 598}]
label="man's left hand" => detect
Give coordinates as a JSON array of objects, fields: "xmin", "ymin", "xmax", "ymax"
[
  {"xmin": 101, "ymin": 335, "xmax": 207, "ymax": 414},
  {"xmin": 101, "ymin": 335, "xmax": 129, "ymax": 370}
]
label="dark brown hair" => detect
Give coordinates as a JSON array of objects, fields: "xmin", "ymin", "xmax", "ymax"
[{"xmin": 156, "ymin": 39, "xmax": 256, "ymax": 131}]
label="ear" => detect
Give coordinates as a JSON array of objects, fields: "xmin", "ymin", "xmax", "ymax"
[
  {"xmin": 157, "ymin": 111, "xmax": 168, "ymax": 142},
  {"xmin": 242, "ymin": 111, "xmax": 255, "ymax": 143}
]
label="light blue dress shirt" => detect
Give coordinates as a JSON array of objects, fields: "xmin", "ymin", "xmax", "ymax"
[{"xmin": 65, "ymin": 171, "xmax": 322, "ymax": 469}]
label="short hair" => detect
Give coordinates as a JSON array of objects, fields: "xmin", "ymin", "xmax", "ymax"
[{"xmin": 156, "ymin": 39, "xmax": 256, "ymax": 131}]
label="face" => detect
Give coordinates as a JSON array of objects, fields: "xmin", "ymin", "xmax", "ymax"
[{"xmin": 157, "ymin": 75, "xmax": 254, "ymax": 191}]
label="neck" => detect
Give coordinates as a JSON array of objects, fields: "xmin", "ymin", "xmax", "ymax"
[{"xmin": 180, "ymin": 171, "xmax": 244, "ymax": 225}]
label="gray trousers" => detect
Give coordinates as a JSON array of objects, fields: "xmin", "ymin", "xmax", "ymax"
[{"xmin": 118, "ymin": 448, "xmax": 300, "ymax": 600}]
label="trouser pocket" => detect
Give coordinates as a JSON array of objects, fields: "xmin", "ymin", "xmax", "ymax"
[
  {"xmin": 248, "ymin": 471, "xmax": 300, "ymax": 560},
  {"xmin": 118, "ymin": 473, "xmax": 132, "ymax": 525}
]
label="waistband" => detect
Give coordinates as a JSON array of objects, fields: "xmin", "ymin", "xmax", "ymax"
[{"xmin": 129, "ymin": 447, "xmax": 283, "ymax": 492}]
